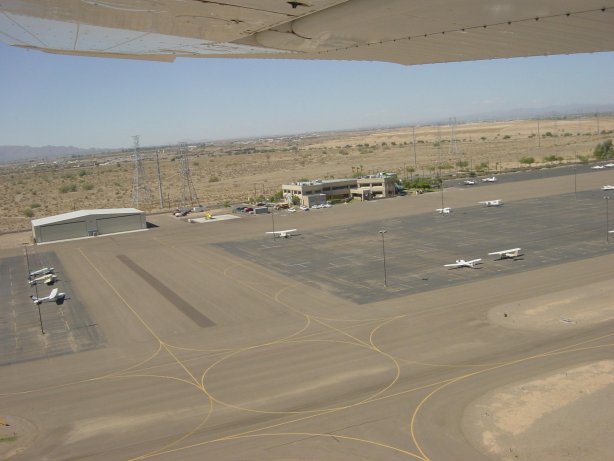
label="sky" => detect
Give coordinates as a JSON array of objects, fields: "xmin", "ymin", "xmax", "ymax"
[{"xmin": 1, "ymin": 42, "xmax": 614, "ymax": 149}]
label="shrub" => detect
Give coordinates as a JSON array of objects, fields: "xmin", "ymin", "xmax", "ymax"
[
  {"xmin": 594, "ymin": 139, "xmax": 613, "ymax": 160},
  {"xmin": 59, "ymin": 184, "xmax": 77, "ymax": 193},
  {"xmin": 519, "ymin": 156, "xmax": 535, "ymax": 165},
  {"xmin": 83, "ymin": 183, "xmax": 94, "ymax": 191},
  {"xmin": 23, "ymin": 208, "xmax": 34, "ymax": 218}
]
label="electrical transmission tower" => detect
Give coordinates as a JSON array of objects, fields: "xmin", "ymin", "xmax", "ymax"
[
  {"xmin": 448, "ymin": 117, "xmax": 459, "ymax": 157},
  {"xmin": 178, "ymin": 142, "xmax": 199, "ymax": 206},
  {"xmin": 131, "ymin": 135, "xmax": 153, "ymax": 209}
]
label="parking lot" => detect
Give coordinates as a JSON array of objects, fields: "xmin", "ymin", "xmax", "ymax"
[
  {"xmin": 0, "ymin": 250, "xmax": 102, "ymax": 366},
  {"xmin": 219, "ymin": 189, "xmax": 612, "ymax": 304}
]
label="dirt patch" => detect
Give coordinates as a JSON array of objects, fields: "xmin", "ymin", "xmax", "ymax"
[
  {"xmin": 463, "ymin": 361, "xmax": 614, "ymax": 461},
  {"xmin": 0, "ymin": 415, "xmax": 36, "ymax": 460}
]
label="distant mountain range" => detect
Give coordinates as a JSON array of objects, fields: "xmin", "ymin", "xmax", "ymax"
[
  {"xmin": 2, "ymin": 104, "xmax": 614, "ymax": 163},
  {"xmin": 0, "ymin": 145, "xmax": 112, "ymax": 164}
]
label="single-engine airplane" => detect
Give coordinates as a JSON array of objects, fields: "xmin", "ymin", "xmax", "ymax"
[
  {"xmin": 488, "ymin": 248, "xmax": 523, "ymax": 260},
  {"xmin": 266, "ymin": 229, "xmax": 297, "ymax": 238},
  {"xmin": 601, "ymin": 185, "xmax": 614, "ymax": 190},
  {"xmin": 479, "ymin": 199, "xmax": 503, "ymax": 207},
  {"xmin": 463, "ymin": 180, "xmax": 476, "ymax": 185},
  {"xmin": 436, "ymin": 207, "xmax": 452, "ymax": 214},
  {"xmin": 482, "ymin": 177, "xmax": 497, "ymax": 183},
  {"xmin": 29, "ymin": 267, "xmax": 54, "ymax": 278},
  {"xmin": 444, "ymin": 259, "xmax": 482, "ymax": 269},
  {"xmin": 28, "ymin": 273, "xmax": 57, "ymax": 286},
  {"xmin": 31, "ymin": 288, "xmax": 66, "ymax": 305}
]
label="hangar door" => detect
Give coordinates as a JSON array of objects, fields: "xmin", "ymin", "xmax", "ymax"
[
  {"xmin": 40, "ymin": 221, "xmax": 87, "ymax": 242},
  {"xmin": 96, "ymin": 214, "xmax": 142, "ymax": 235}
]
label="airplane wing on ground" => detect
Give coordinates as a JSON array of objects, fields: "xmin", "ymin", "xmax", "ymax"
[
  {"xmin": 489, "ymin": 248, "xmax": 522, "ymax": 258},
  {"xmin": 1, "ymin": 1, "xmax": 614, "ymax": 64}
]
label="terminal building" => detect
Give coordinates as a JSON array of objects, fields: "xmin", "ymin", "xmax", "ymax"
[
  {"xmin": 31, "ymin": 208, "xmax": 146, "ymax": 244},
  {"xmin": 281, "ymin": 175, "xmax": 398, "ymax": 207}
]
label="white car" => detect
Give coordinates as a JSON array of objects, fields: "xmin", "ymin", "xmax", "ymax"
[{"xmin": 299, "ymin": 205, "xmax": 310, "ymax": 211}]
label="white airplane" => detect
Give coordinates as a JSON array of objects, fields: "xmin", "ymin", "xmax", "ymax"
[
  {"xmin": 444, "ymin": 259, "xmax": 482, "ymax": 269},
  {"xmin": 488, "ymin": 248, "xmax": 523, "ymax": 260},
  {"xmin": 266, "ymin": 229, "xmax": 297, "ymax": 238},
  {"xmin": 482, "ymin": 177, "xmax": 497, "ymax": 183},
  {"xmin": 463, "ymin": 180, "xmax": 476, "ymax": 185},
  {"xmin": 591, "ymin": 165, "xmax": 605, "ymax": 169},
  {"xmin": 479, "ymin": 199, "xmax": 503, "ymax": 207},
  {"xmin": 2, "ymin": 2, "xmax": 610, "ymax": 67},
  {"xmin": 28, "ymin": 273, "xmax": 57, "ymax": 286},
  {"xmin": 31, "ymin": 288, "xmax": 65, "ymax": 305},
  {"xmin": 605, "ymin": 163, "xmax": 614, "ymax": 168},
  {"xmin": 436, "ymin": 207, "xmax": 452, "ymax": 214},
  {"xmin": 601, "ymin": 185, "xmax": 614, "ymax": 190},
  {"xmin": 29, "ymin": 267, "xmax": 54, "ymax": 278}
]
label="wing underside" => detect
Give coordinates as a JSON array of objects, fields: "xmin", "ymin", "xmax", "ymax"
[{"xmin": 1, "ymin": 1, "xmax": 614, "ymax": 64}]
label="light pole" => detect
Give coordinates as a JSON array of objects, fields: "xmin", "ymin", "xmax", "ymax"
[
  {"xmin": 605, "ymin": 196, "xmax": 610, "ymax": 243},
  {"xmin": 379, "ymin": 230, "xmax": 388, "ymax": 287},
  {"xmin": 24, "ymin": 243, "xmax": 45, "ymax": 335}
]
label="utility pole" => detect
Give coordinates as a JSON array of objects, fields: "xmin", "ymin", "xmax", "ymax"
[
  {"xmin": 412, "ymin": 126, "xmax": 417, "ymax": 167},
  {"xmin": 155, "ymin": 150, "xmax": 164, "ymax": 209}
]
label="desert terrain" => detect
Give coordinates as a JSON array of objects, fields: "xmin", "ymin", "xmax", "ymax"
[{"xmin": 1, "ymin": 116, "xmax": 613, "ymax": 235}]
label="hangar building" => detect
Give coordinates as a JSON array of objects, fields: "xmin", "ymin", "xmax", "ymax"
[{"xmin": 32, "ymin": 208, "xmax": 146, "ymax": 243}]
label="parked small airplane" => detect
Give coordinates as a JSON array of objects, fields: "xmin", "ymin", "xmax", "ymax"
[
  {"xmin": 591, "ymin": 165, "xmax": 605, "ymax": 169},
  {"xmin": 444, "ymin": 259, "xmax": 482, "ymax": 269},
  {"xmin": 436, "ymin": 207, "xmax": 452, "ymax": 214},
  {"xmin": 482, "ymin": 176, "xmax": 497, "ymax": 182},
  {"xmin": 28, "ymin": 273, "xmax": 57, "ymax": 286},
  {"xmin": 266, "ymin": 229, "xmax": 297, "ymax": 238},
  {"xmin": 479, "ymin": 199, "xmax": 503, "ymax": 207},
  {"xmin": 463, "ymin": 179, "xmax": 476, "ymax": 185},
  {"xmin": 488, "ymin": 248, "xmax": 523, "ymax": 260},
  {"xmin": 605, "ymin": 163, "xmax": 614, "ymax": 168},
  {"xmin": 31, "ymin": 288, "xmax": 65, "ymax": 305},
  {"xmin": 601, "ymin": 185, "xmax": 614, "ymax": 190},
  {"xmin": 29, "ymin": 267, "xmax": 54, "ymax": 278}
]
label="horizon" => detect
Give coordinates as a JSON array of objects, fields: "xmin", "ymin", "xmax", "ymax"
[{"xmin": 2, "ymin": 41, "xmax": 614, "ymax": 151}]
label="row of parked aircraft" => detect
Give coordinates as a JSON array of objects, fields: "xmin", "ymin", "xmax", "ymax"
[
  {"xmin": 445, "ymin": 248, "xmax": 522, "ymax": 268},
  {"xmin": 463, "ymin": 176, "xmax": 497, "ymax": 185},
  {"xmin": 27, "ymin": 267, "xmax": 66, "ymax": 305},
  {"xmin": 437, "ymin": 199, "xmax": 502, "ymax": 214}
]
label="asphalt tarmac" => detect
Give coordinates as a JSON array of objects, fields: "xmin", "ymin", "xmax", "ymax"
[{"xmin": 1, "ymin": 167, "xmax": 613, "ymax": 460}]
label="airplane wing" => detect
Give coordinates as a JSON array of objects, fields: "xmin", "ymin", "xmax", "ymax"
[
  {"xmin": 444, "ymin": 263, "xmax": 462, "ymax": 268},
  {"xmin": 467, "ymin": 259, "xmax": 482, "ymax": 265},
  {"xmin": 1, "ymin": 1, "xmax": 614, "ymax": 65},
  {"xmin": 49, "ymin": 288, "xmax": 58, "ymax": 299}
]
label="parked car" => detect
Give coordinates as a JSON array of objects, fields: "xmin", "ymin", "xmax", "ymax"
[
  {"xmin": 243, "ymin": 207, "xmax": 254, "ymax": 213},
  {"xmin": 299, "ymin": 205, "xmax": 309, "ymax": 211}
]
